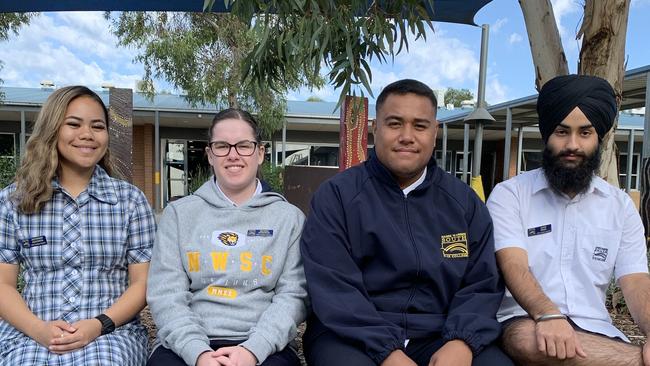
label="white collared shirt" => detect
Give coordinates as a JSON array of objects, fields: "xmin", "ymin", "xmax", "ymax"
[
  {"xmin": 214, "ymin": 178, "xmax": 262, "ymax": 206},
  {"xmin": 487, "ymin": 168, "xmax": 648, "ymax": 340},
  {"xmin": 402, "ymin": 167, "xmax": 427, "ymax": 197}
]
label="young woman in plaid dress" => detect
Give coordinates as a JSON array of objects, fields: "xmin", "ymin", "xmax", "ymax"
[{"xmin": 0, "ymin": 86, "xmax": 155, "ymax": 365}]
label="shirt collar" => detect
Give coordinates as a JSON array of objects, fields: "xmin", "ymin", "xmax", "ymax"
[
  {"xmin": 532, "ymin": 168, "xmax": 610, "ymax": 197},
  {"xmin": 402, "ymin": 167, "xmax": 427, "ymax": 196},
  {"xmin": 213, "ymin": 177, "xmax": 262, "ymax": 207},
  {"xmin": 52, "ymin": 166, "xmax": 119, "ymax": 204}
]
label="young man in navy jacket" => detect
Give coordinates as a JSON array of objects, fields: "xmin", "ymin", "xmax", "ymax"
[{"xmin": 300, "ymin": 79, "xmax": 512, "ymax": 366}]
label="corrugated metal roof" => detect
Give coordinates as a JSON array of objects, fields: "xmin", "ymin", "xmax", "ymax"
[
  {"xmin": 0, "ymin": 86, "xmax": 467, "ymax": 120},
  {"xmin": 439, "ymin": 65, "xmax": 649, "ymax": 130}
]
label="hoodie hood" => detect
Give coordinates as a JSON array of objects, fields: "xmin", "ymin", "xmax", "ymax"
[{"xmin": 193, "ymin": 176, "xmax": 286, "ymax": 209}]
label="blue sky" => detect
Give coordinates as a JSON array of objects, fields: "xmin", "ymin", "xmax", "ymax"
[{"xmin": 1, "ymin": 0, "xmax": 649, "ymax": 106}]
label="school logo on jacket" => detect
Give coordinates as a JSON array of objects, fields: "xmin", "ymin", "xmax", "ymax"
[
  {"xmin": 211, "ymin": 230, "xmax": 247, "ymax": 248},
  {"xmin": 440, "ymin": 232, "xmax": 469, "ymax": 258}
]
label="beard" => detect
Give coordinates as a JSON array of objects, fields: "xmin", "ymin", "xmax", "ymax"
[{"xmin": 541, "ymin": 144, "xmax": 601, "ymax": 196}]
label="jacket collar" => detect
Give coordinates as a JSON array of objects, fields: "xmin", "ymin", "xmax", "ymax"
[{"xmin": 366, "ymin": 148, "xmax": 438, "ymax": 192}]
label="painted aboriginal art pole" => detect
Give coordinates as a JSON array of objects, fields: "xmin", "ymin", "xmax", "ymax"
[
  {"xmin": 339, "ymin": 96, "xmax": 368, "ymax": 171},
  {"xmin": 108, "ymin": 88, "xmax": 133, "ymax": 182}
]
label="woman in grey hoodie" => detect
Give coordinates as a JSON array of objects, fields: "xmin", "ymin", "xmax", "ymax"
[{"xmin": 146, "ymin": 109, "xmax": 307, "ymax": 366}]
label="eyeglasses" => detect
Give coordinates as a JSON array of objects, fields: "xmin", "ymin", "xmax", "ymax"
[{"xmin": 208, "ymin": 140, "xmax": 258, "ymax": 157}]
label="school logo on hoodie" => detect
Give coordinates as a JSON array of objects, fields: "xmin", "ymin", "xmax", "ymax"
[
  {"xmin": 212, "ymin": 230, "xmax": 247, "ymax": 248},
  {"xmin": 440, "ymin": 232, "xmax": 469, "ymax": 258}
]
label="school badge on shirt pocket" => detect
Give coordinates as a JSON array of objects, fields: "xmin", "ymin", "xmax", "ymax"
[{"xmin": 440, "ymin": 232, "xmax": 469, "ymax": 258}]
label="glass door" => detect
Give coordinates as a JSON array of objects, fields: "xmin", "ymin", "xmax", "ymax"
[{"xmin": 164, "ymin": 140, "xmax": 187, "ymax": 204}]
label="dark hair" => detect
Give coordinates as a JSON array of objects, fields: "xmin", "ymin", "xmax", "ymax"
[
  {"xmin": 208, "ymin": 108, "xmax": 262, "ymax": 143},
  {"xmin": 375, "ymin": 79, "xmax": 438, "ymax": 113}
]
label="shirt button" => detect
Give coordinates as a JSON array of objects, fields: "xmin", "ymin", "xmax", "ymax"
[
  {"xmin": 71, "ymin": 270, "xmax": 77, "ymax": 275},
  {"xmin": 70, "ymin": 297, "xmax": 76, "ymax": 302},
  {"xmin": 71, "ymin": 214, "xmax": 78, "ymax": 220}
]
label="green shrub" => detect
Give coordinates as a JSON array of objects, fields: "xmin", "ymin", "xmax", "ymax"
[
  {"xmin": 188, "ymin": 165, "xmax": 212, "ymax": 194},
  {"xmin": 261, "ymin": 163, "xmax": 284, "ymax": 194},
  {"xmin": 0, "ymin": 157, "xmax": 16, "ymax": 189}
]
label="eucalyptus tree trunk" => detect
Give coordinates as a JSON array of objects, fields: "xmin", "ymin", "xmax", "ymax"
[
  {"xmin": 577, "ymin": 0, "xmax": 631, "ymax": 187},
  {"xmin": 518, "ymin": 0, "xmax": 569, "ymax": 91}
]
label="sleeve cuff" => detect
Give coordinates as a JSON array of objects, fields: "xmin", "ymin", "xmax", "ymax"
[
  {"xmin": 615, "ymin": 264, "xmax": 649, "ymax": 280},
  {"xmin": 0, "ymin": 248, "xmax": 19, "ymax": 263},
  {"xmin": 240, "ymin": 333, "xmax": 274, "ymax": 365},
  {"xmin": 442, "ymin": 330, "xmax": 484, "ymax": 355},
  {"xmin": 369, "ymin": 341, "xmax": 404, "ymax": 365},
  {"xmin": 494, "ymin": 240, "xmax": 526, "ymax": 252},
  {"xmin": 180, "ymin": 339, "xmax": 213, "ymax": 366}
]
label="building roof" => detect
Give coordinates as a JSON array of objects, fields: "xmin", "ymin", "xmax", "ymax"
[
  {"xmin": 438, "ymin": 65, "xmax": 649, "ymax": 131},
  {"xmin": 0, "ymin": 86, "xmax": 467, "ymax": 122}
]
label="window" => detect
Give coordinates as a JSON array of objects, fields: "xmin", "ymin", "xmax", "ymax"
[
  {"xmin": 454, "ymin": 152, "xmax": 472, "ymax": 180},
  {"xmin": 435, "ymin": 151, "xmax": 452, "ymax": 173},
  {"xmin": 278, "ymin": 143, "xmax": 339, "ymax": 167},
  {"xmin": 618, "ymin": 153, "xmax": 640, "ymax": 190},
  {"xmin": 522, "ymin": 150, "xmax": 543, "ymax": 172}
]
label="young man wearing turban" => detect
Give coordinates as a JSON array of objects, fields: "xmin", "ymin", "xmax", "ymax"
[{"xmin": 487, "ymin": 74, "xmax": 650, "ymax": 366}]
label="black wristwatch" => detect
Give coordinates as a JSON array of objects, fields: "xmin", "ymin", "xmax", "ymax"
[{"xmin": 94, "ymin": 314, "xmax": 115, "ymax": 335}]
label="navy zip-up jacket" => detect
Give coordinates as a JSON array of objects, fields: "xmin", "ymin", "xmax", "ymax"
[{"xmin": 300, "ymin": 151, "xmax": 504, "ymax": 364}]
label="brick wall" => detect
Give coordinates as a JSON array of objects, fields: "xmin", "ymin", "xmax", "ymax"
[{"xmin": 132, "ymin": 124, "xmax": 155, "ymax": 205}]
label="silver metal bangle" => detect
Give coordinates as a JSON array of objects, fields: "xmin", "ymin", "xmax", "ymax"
[{"xmin": 535, "ymin": 314, "xmax": 568, "ymax": 322}]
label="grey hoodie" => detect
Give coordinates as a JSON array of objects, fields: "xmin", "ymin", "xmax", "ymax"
[{"xmin": 147, "ymin": 178, "xmax": 307, "ymax": 365}]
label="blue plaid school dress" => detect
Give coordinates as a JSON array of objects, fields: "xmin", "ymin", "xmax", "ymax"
[{"xmin": 0, "ymin": 166, "xmax": 155, "ymax": 366}]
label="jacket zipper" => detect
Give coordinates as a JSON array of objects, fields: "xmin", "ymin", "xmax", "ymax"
[{"xmin": 402, "ymin": 195, "xmax": 421, "ymax": 339}]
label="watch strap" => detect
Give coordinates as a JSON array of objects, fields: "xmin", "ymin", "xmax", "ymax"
[{"xmin": 94, "ymin": 313, "xmax": 115, "ymax": 335}]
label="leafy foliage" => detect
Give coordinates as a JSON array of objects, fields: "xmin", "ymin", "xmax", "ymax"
[
  {"xmin": 0, "ymin": 157, "xmax": 16, "ymax": 189},
  {"xmin": 205, "ymin": 0, "xmax": 434, "ymax": 107},
  {"xmin": 188, "ymin": 164, "xmax": 212, "ymax": 194},
  {"xmin": 0, "ymin": 13, "xmax": 34, "ymax": 100},
  {"xmin": 444, "ymin": 87, "xmax": 474, "ymax": 108},
  {"xmin": 260, "ymin": 162, "xmax": 284, "ymax": 194},
  {"xmin": 110, "ymin": 12, "xmax": 323, "ymax": 138}
]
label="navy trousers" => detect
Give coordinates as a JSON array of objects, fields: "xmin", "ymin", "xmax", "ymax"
[
  {"xmin": 304, "ymin": 328, "xmax": 514, "ymax": 366},
  {"xmin": 147, "ymin": 340, "xmax": 301, "ymax": 366}
]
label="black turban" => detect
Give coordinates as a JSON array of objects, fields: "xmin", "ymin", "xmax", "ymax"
[{"xmin": 537, "ymin": 74, "xmax": 617, "ymax": 143}]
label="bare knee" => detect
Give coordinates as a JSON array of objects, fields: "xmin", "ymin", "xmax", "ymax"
[{"xmin": 502, "ymin": 319, "xmax": 546, "ymax": 365}]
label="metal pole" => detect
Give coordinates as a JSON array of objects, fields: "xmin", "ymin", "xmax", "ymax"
[
  {"xmin": 19, "ymin": 110, "xmax": 26, "ymax": 162},
  {"xmin": 516, "ymin": 125, "xmax": 524, "ymax": 175},
  {"xmin": 644, "ymin": 72, "xmax": 650, "ymax": 159},
  {"xmin": 627, "ymin": 129, "xmax": 635, "ymax": 192},
  {"xmin": 154, "ymin": 110, "xmax": 160, "ymax": 210},
  {"xmin": 281, "ymin": 119, "xmax": 287, "ymax": 167},
  {"xmin": 472, "ymin": 24, "xmax": 490, "ymax": 177},
  {"xmin": 441, "ymin": 123, "xmax": 448, "ymax": 170},
  {"xmin": 271, "ymin": 140, "xmax": 277, "ymax": 167},
  {"xmin": 503, "ymin": 107, "xmax": 513, "ymax": 180},
  {"xmin": 463, "ymin": 123, "xmax": 470, "ymax": 183}
]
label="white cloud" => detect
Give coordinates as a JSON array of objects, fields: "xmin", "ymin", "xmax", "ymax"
[
  {"xmin": 631, "ymin": 0, "xmax": 650, "ymax": 7},
  {"xmin": 492, "ymin": 18, "xmax": 508, "ymax": 33},
  {"xmin": 551, "ymin": 0, "xmax": 581, "ymax": 38},
  {"xmin": 0, "ymin": 13, "xmax": 143, "ymax": 89},
  {"xmin": 374, "ymin": 28, "xmax": 480, "ymax": 92},
  {"xmin": 486, "ymin": 77, "xmax": 509, "ymax": 105},
  {"xmin": 509, "ymin": 33, "xmax": 523, "ymax": 44}
]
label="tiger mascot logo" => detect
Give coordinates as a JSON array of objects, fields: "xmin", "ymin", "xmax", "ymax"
[{"xmin": 218, "ymin": 232, "xmax": 239, "ymax": 246}]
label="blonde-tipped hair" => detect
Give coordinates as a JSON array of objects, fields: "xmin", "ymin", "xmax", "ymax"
[{"xmin": 12, "ymin": 86, "xmax": 114, "ymax": 214}]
